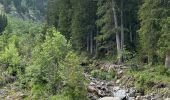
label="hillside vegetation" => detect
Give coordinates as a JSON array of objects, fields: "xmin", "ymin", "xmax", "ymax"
[{"xmin": 0, "ymin": 0, "xmax": 170, "ymax": 100}]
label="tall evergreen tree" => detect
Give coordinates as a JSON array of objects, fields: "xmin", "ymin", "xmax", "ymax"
[
  {"xmin": 71, "ymin": 0, "xmax": 97, "ymax": 53},
  {"xmin": 58, "ymin": 0, "xmax": 72, "ymax": 39},
  {"xmin": 139, "ymin": 0, "xmax": 170, "ymax": 64},
  {"xmin": 0, "ymin": 14, "xmax": 8, "ymax": 34}
]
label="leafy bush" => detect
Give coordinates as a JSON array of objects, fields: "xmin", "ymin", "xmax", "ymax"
[
  {"xmin": 25, "ymin": 28, "xmax": 87, "ymax": 99},
  {"xmin": 26, "ymin": 28, "xmax": 69, "ymax": 95},
  {"xmin": 0, "ymin": 36, "xmax": 21, "ymax": 76},
  {"xmin": 60, "ymin": 52, "xmax": 87, "ymax": 100},
  {"xmin": 134, "ymin": 73, "xmax": 154, "ymax": 93},
  {"xmin": 49, "ymin": 94, "xmax": 69, "ymax": 100},
  {"xmin": 156, "ymin": 66, "xmax": 170, "ymax": 76},
  {"xmin": 91, "ymin": 69, "xmax": 116, "ymax": 80}
]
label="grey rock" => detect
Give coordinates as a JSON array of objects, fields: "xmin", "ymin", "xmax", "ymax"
[
  {"xmin": 128, "ymin": 88, "xmax": 136, "ymax": 97},
  {"xmin": 116, "ymin": 80, "xmax": 120, "ymax": 84},
  {"xmin": 128, "ymin": 97, "xmax": 135, "ymax": 100},
  {"xmin": 0, "ymin": 89, "xmax": 6, "ymax": 96},
  {"xmin": 113, "ymin": 89, "xmax": 126, "ymax": 99},
  {"xmin": 98, "ymin": 97, "xmax": 121, "ymax": 100},
  {"xmin": 136, "ymin": 96, "xmax": 141, "ymax": 100},
  {"xmin": 113, "ymin": 86, "xmax": 120, "ymax": 91}
]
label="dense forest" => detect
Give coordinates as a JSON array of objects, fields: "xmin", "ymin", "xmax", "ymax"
[{"xmin": 0, "ymin": 0, "xmax": 170, "ymax": 100}]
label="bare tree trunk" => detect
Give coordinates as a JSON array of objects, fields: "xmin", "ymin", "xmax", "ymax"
[
  {"xmin": 129, "ymin": 25, "xmax": 133, "ymax": 43},
  {"xmin": 95, "ymin": 29, "xmax": 99, "ymax": 56},
  {"xmin": 90, "ymin": 32, "xmax": 93, "ymax": 54},
  {"xmin": 120, "ymin": 1, "xmax": 124, "ymax": 63},
  {"xmin": 165, "ymin": 53, "xmax": 170, "ymax": 68},
  {"xmin": 112, "ymin": 0, "xmax": 121, "ymax": 64},
  {"xmin": 87, "ymin": 34, "xmax": 89, "ymax": 52}
]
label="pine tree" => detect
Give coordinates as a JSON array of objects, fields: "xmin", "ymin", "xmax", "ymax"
[
  {"xmin": 58, "ymin": 0, "xmax": 72, "ymax": 39},
  {"xmin": 71, "ymin": 0, "xmax": 97, "ymax": 52},
  {"xmin": 139, "ymin": 0, "xmax": 170, "ymax": 64},
  {"xmin": 0, "ymin": 14, "xmax": 8, "ymax": 34}
]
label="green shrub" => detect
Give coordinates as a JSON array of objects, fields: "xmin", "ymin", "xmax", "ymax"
[
  {"xmin": 135, "ymin": 73, "xmax": 150, "ymax": 91},
  {"xmin": 25, "ymin": 28, "xmax": 69, "ymax": 93},
  {"xmin": 60, "ymin": 52, "xmax": 87, "ymax": 100},
  {"xmin": 30, "ymin": 84, "xmax": 48, "ymax": 99},
  {"xmin": 0, "ymin": 37, "xmax": 21, "ymax": 76},
  {"xmin": 49, "ymin": 95, "xmax": 69, "ymax": 100},
  {"xmin": 25, "ymin": 28, "xmax": 87, "ymax": 99},
  {"xmin": 91, "ymin": 69, "xmax": 116, "ymax": 80},
  {"xmin": 157, "ymin": 66, "xmax": 170, "ymax": 76}
]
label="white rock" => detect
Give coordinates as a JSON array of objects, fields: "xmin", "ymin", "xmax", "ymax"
[
  {"xmin": 113, "ymin": 86, "xmax": 120, "ymax": 91},
  {"xmin": 90, "ymin": 82, "xmax": 96, "ymax": 86},
  {"xmin": 113, "ymin": 89, "xmax": 126, "ymax": 99},
  {"xmin": 116, "ymin": 80, "xmax": 120, "ymax": 84},
  {"xmin": 98, "ymin": 97, "xmax": 121, "ymax": 100},
  {"xmin": 128, "ymin": 97, "xmax": 135, "ymax": 100}
]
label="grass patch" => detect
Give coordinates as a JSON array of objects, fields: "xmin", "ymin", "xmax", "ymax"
[
  {"xmin": 91, "ymin": 69, "xmax": 116, "ymax": 80},
  {"xmin": 126, "ymin": 65, "xmax": 170, "ymax": 94}
]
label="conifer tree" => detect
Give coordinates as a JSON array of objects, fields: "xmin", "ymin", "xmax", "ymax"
[{"xmin": 0, "ymin": 14, "xmax": 8, "ymax": 34}]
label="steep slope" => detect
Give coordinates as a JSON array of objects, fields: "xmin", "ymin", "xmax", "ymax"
[{"xmin": 0, "ymin": 0, "xmax": 47, "ymax": 21}]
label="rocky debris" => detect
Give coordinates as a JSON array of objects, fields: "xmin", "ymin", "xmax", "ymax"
[
  {"xmin": 87, "ymin": 74, "xmax": 139, "ymax": 100},
  {"xmin": 153, "ymin": 82, "xmax": 166, "ymax": 88},
  {"xmin": 86, "ymin": 64, "xmax": 167, "ymax": 100},
  {"xmin": 0, "ymin": 84, "xmax": 26, "ymax": 100},
  {"xmin": 0, "ymin": 89, "xmax": 6, "ymax": 98}
]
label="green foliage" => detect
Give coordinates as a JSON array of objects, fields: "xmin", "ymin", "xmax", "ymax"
[
  {"xmin": 139, "ymin": 0, "xmax": 170, "ymax": 64},
  {"xmin": 71, "ymin": 0, "xmax": 96, "ymax": 50},
  {"xmin": 156, "ymin": 66, "xmax": 170, "ymax": 76},
  {"xmin": 128, "ymin": 65, "xmax": 170, "ymax": 93},
  {"xmin": 24, "ymin": 28, "xmax": 87, "ymax": 99},
  {"xmin": 26, "ymin": 28, "xmax": 69, "ymax": 92},
  {"xmin": 158, "ymin": 17, "xmax": 170, "ymax": 57},
  {"xmin": 135, "ymin": 73, "xmax": 153, "ymax": 90},
  {"xmin": 6, "ymin": 17, "xmax": 43, "ymax": 35},
  {"xmin": 30, "ymin": 84, "xmax": 48, "ymax": 99},
  {"xmin": 0, "ymin": 35, "xmax": 21, "ymax": 76},
  {"xmin": 91, "ymin": 69, "xmax": 116, "ymax": 80},
  {"xmin": 49, "ymin": 95, "xmax": 69, "ymax": 100},
  {"xmin": 60, "ymin": 52, "xmax": 87, "ymax": 100}
]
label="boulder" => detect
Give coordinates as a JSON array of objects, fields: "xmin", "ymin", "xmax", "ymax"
[
  {"xmin": 87, "ymin": 86, "xmax": 97, "ymax": 93},
  {"xmin": 98, "ymin": 97, "xmax": 121, "ymax": 100},
  {"xmin": 128, "ymin": 97, "xmax": 135, "ymax": 100},
  {"xmin": 113, "ymin": 89, "xmax": 126, "ymax": 99},
  {"xmin": 116, "ymin": 80, "xmax": 120, "ymax": 84}
]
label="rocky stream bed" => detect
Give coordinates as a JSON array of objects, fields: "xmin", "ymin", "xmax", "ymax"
[{"xmin": 86, "ymin": 64, "xmax": 170, "ymax": 100}]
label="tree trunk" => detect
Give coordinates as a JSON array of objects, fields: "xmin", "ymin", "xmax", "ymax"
[
  {"xmin": 129, "ymin": 25, "xmax": 133, "ymax": 43},
  {"xmin": 90, "ymin": 32, "xmax": 93, "ymax": 54},
  {"xmin": 120, "ymin": 1, "xmax": 124, "ymax": 63},
  {"xmin": 87, "ymin": 34, "xmax": 89, "ymax": 52},
  {"xmin": 112, "ymin": 0, "xmax": 121, "ymax": 64},
  {"xmin": 165, "ymin": 53, "xmax": 170, "ymax": 68},
  {"xmin": 95, "ymin": 28, "xmax": 99, "ymax": 56}
]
